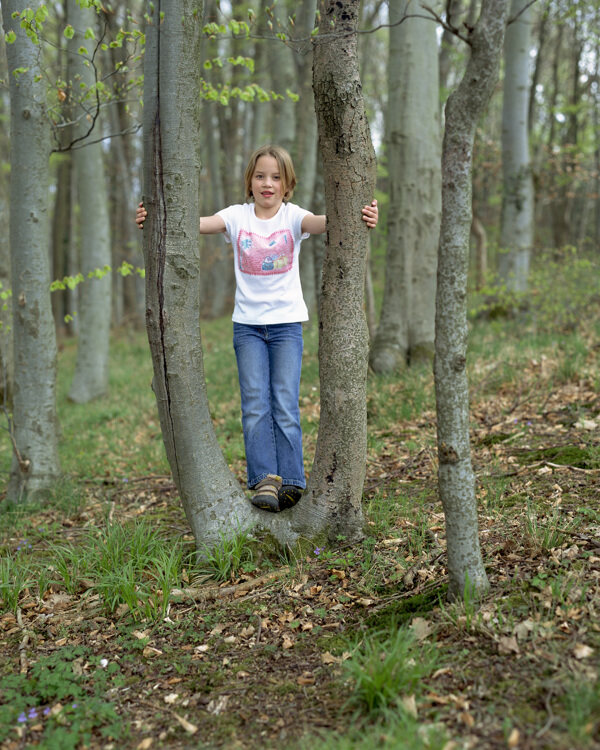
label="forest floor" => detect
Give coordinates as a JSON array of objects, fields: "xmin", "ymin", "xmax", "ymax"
[{"xmin": 0, "ymin": 312, "xmax": 599, "ymax": 750}]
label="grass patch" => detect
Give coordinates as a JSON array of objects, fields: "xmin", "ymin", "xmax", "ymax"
[{"xmin": 0, "ymin": 266, "xmax": 599, "ymax": 747}]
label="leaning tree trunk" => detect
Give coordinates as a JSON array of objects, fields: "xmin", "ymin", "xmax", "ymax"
[
  {"xmin": 291, "ymin": 0, "xmax": 376, "ymax": 543},
  {"xmin": 66, "ymin": 0, "xmax": 112, "ymax": 402},
  {"xmin": 436, "ymin": 0, "xmax": 509, "ymax": 599},
  {"xmin": 370, "ymin": 0, "xmax": 441, "ymax": 373},
  {"xmin": 142, "ymin": 0, "xmax": 254, "ymax": 548},
  {"xmin": 498, "ymin": 0, "xmax": 534, "ymax": 294},
  {"xmin": 3, "ymin": 0, "xmax": 61, "ymax": 501}
]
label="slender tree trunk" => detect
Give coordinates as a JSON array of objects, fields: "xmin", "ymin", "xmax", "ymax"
[
  {"xmin": 291, "ymin": 0, "xmax": 376, "ymax": 543},
  {"xmin": 4, "ymin": 0, "xmax": 61, "ymax": 501},
  {"xmin": 439, "ymin": 0, "xmax": 464, "ymax": 94},
  {"xmin": 471, "ymin": 214, "xmax": 488, "ymax": 291},
  {"xmin": 51, "ymin": 156, "xmax": 72, "ymax": 335},
  {"xmin": 498, "ymin": 0, "xmax": 534, "ymax": 294},
  {"xmin": 293, "ymin": 0, "xmax": 320, "ymax": 318},
  {"xmin": 142, "ymin": 0, "xmax": 255, "ymax": 548},
  {"xmin": 436, "ymin": 0, "xmax": 509, "ymax": 599},
  {"xmin": 370, "ymin": 0, "xmax": 441, "ymax": 372},
  {"xmin": 67, "ymin": 0, "xmax": 112, "ymax": 402}
]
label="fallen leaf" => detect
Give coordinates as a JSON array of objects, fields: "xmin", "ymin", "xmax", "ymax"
[
  {"xmin": 537, "ymin": 466, "xmax": 553, "ymax": 475},
  {"xmin": 459, "ymin": 711, "xmax": 475, "ymax": 728},
  {"xmin": 576, "ymin": 419, "xmax": 597, "ymax": 431},
  {"xmin": 207, "ymin": 695, "xmax": 229, "ymax": 716},
  {"xmin": 133, "ymin": 630, "xmax": 150, "ymax": 640},
  {"xmin": 297, "ymin": 672, "xmax": 315, "ymax": 685},
  {"xmin": 498, "ymin": 635, "xmax": 519, "ymax": 655},
  {"xmin": 411, "ymin": 617, "xmax": 433, "ymax": 641},
  {"xmin": 507, "ymin": 728, "xmax": 520, "ymax": 748},
  {"xmin": 195, "ymin": 644, "xmax": 209, "ymax": 653},
  {"xmin": 400, "ymin": 694, "xmax": 418, "ymax": 718},
  {"xmin": 173, "ymin": 713, "xmax": 198, "ymax": 734},
  {"xmin": 163, "ymin": 693, "xmax": 179, "ymax": 705},
  {"xmin": 282, "ymin": 636, "xmax": 294, "ymax": 649},
  {"xmin": 513, "ymin": 619, "xmax": 534, "ymax": 641},
  {"xmin": 331, "ymin": 569, "xmax": 346, "ymax": 580},
  {"xmin": 573, "ymin": 643, "xmax": 594, "ymax": 660},
  {"xmin": 137, "ymin": 739, "xmax": 153, "ymax": 750},
  {"xmin": 143, "ymin": 646, "xmax": 163, "ymax": 658},
  {"xmin": 321, "ymin": 651, "xmax": 340, "ymax": 665}
]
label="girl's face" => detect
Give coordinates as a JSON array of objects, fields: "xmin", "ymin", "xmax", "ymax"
[{"xmin": 251, "ymin": 155, "xmax": 285, "ymax": 217}]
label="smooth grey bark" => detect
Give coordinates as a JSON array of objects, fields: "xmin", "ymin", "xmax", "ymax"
[
  {"xmin": 370, "ymin": 0, "xmax": 441, "ymax": 372},
  {"xmin": 67, "ymin": 0, "xmax": 112, "ymax": 402},
  {"xmin": 142, "ymin": 0, "xmax": 256, "ymax": 547},
  {"xmin": 3, "ymin": 0, "xmax": 61, "ymax": 500},
  {"xmin": 435, "ymin": 0, "xmax": 509, "ymax": 599},
  {"xmin": 270, "ymin": 27, "xmax": 296, "ymax": 154},
  {"xmin": 290, "ymin": 0, "xmax": 376, "ymax": 543},
  {"xmin": 0, "ymin": 195, "xmax": 12, "ymax": 407},
  {"xmin": 498, "ymin": 0, "xmax": 534, "ymax": 293},
  {"xmin": 439, "ymin": 0, "xmax": 465, "ymax": 94},
  {"xmin": 292, "ymin": 0, "xmax": 319, "ymax": 318}
]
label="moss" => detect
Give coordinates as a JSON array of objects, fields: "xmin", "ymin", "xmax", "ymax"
[
  {"xmin": 364, "ymin": 585, "xmax": 447, "ymax": 629},
  {"xmin": 516, "ymin": 444, "xmax": 599, "ymax": 469}
]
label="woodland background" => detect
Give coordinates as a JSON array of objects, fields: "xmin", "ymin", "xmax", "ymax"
[{"xmin": 0, "ymin": 0, "xmax": 599, "ymax": 748}]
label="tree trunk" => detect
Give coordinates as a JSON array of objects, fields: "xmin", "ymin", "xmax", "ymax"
[
  {"xmin": 436, "ymin": 0, "xmax": 509, "ymax": 599},
  {"xmin": 498, "ymin": 0, "xmax": 534, "ymax": 294},
  {"xmin": 142, "ymin": 0, "xmax": 255, "ymax": 548},
  {"xmin": 370, "ymin": 0, "xmax": 441, "ymax": 372},
  {"xmin": 292, "ymin": 0, "xmax": 376, "ymax": 543},
  {"xmin": 67, "ymin": 0, "xmax": 112, "ymax": 402},
  {"xmin": 3, "ymin": 0, "xmax": 61, "ymax": 501},
  {"xmin": 292, "ymin": 0, "xmax": 320, "ymax": 319}
]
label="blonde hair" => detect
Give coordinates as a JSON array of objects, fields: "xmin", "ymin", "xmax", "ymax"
[{"xmin": 244, "ymin": 144, "xmax": 297, "ymax": 202}]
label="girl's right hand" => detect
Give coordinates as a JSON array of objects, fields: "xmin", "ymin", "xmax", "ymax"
[{"xmin": 136, "ymin": 202, "xmax": 147, "ymax": 229}]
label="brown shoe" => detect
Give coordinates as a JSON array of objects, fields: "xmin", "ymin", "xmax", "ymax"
[{"xmin": 251, "ymin": 474, "xmax": 282, "ymax": 512}]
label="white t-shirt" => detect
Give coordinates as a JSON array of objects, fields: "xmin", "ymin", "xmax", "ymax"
[{"xmin": 217, "ymin": 201, "xmax": 310, "ymax": 325}]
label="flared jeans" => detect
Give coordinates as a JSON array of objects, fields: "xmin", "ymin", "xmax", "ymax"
[{"xmin": 233, "ymin": 322, "xmax": 306, "ymax": 489}]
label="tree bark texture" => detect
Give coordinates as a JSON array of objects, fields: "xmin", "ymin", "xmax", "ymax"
[
  {"xmin": 67, "ymin": 0, "xmax": 112, "ymax": 402},
  {"xmin": 436, "ymin": 0, "xmax": 509, "ymax": 598},
  {"xmin": 142, "ymin": 0, "xmax": 255, "ymax": 548},
  {"xmin": 498, "ymin": 0, "xmax": 534, "ymax": 293},
  {"xmin": 3, "ymin": 0, "xmax": 61, "ymax": 500},
  {"xmin": 293, "ymin": 0, "xmax": 376, "ymax": 543}
]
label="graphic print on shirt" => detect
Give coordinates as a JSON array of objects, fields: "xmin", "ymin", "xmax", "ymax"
[{"xmin": 236, "ymin": 229, "xmax": 294, "ymax": 276}]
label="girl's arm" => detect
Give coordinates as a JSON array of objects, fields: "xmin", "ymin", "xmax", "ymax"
[
  {"xmin": 300, "ymin": 199, "xmax": 379, "ymax": 235},
  {"xmin": 135, "ymin": 203, "xmax": 226, "ymax": 235},
  {"xmin": 199, "ymin": 214, "xmax": 226, "ymax": 234}
]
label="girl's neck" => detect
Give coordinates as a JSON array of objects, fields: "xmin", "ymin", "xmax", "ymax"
[{"xmin": 253, "ymin": 201, "xmax": 283, "ymax": 220}]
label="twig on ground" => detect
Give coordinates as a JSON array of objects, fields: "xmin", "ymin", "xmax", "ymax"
[{"xmin": 170, "ymin": 568, "xmax": 289, "ymax": 602}]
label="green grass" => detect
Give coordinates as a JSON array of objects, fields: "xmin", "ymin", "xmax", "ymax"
[
  {"xmin": 342, "ymin": 625, "xmax": 439, "ymax": 719},
  {"xmin": 0, "ymin": 249, "xmax": 599, "ymax": 748}
]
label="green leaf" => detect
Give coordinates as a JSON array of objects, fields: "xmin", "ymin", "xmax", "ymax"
[
  {"xmin": 5, "ymin": 30, "xmax": 16, "ymax": 44},
  {"xmin": 84, "ymin": 27, "xmax": 96, "ymax": 40},
  {"xmin": 64, "ymin": 24, "xmax": 75, "ymax": 39}
]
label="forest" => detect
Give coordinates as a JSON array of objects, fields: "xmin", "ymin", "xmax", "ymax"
[{"xmin": 0, "ymin": 0, "xmax": 599, "ymax": 748}]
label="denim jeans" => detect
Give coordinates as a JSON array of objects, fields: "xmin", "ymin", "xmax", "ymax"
[{"xmin": 233, "ymin": 322, "xmax": 306, "ymax": 489}]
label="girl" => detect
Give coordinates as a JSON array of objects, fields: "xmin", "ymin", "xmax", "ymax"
[{"xmin": 137, "ymin": 144, "xmax": 378, "ymax": 512}]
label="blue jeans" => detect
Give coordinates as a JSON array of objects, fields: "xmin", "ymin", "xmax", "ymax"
[{"xmin": 233, "ymin": 322, "xmax": 306, "ymax": 489}]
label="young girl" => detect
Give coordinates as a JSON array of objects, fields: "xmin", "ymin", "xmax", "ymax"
[{"xmin": 137, "ymin": 144, "xmax": 378, "ymax": 512}]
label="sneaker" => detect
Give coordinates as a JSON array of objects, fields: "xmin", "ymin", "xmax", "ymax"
[
  {"xmin": 279, "ymin": 485, "xmax": 303, "ymax": 510},
  {"xmin": 251, "ymin": 474, "xmax": 282, "ymax": 512}
]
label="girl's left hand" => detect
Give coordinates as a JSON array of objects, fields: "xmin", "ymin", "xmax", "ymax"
[{"xmin": 362, "ymin": 199, "xmax": 378, "ymax": 229}]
